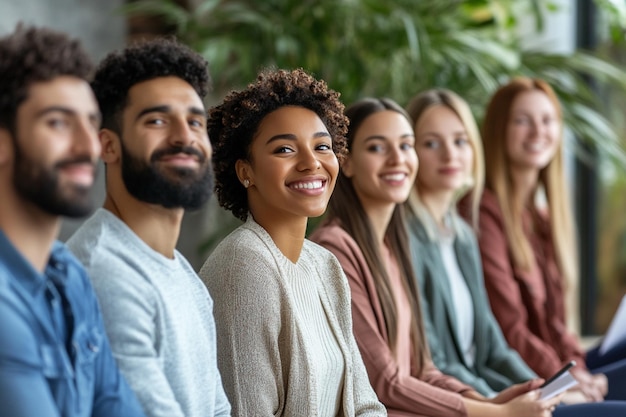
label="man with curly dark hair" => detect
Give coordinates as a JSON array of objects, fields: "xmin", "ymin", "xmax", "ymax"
[
  {"xmin": 67, "ymin": 38, "xmax": 230, "ymax": 417},
  {"xmin": 0, "ymin": 25, "xmax": 146, "ymax": 417},
  {"xmin": 199, "ymin": 68, "xmax": 385, "ymax": 416}
]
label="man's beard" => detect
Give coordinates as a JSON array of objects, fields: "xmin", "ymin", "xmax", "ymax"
[
  {"xmin": 120, "ymin": 141, "xmax": 213, "ymax": 210},
  {"xmin": 13, "ymin": 141, "xmax": 96, "ymax": 218}
]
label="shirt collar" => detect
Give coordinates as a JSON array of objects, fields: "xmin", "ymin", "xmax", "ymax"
[{"xmin": 0, "ymin": 229, "xmax": 67, "ymax": 295}]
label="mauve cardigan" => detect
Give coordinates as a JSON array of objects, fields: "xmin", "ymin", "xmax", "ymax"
[{"xmin": 311, "ymin": 223, "xmax": 472, "ymax": 417}]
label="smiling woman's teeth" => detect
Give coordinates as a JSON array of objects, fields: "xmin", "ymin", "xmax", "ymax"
[
  {"xmin": 382, "ymin": 173, "xmax": 405, "ymax": 181},
  {"xmin": 526, "ymin": 143, "xmax": 544, "ymax": 151},
  {"xmin": 292, "ymin": 180, "xmax": 323, "ymax": 189}
]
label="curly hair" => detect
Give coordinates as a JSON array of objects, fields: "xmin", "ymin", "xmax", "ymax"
[
  {"xmin": 209, "ymin": 68, "xmax": 349, "ymax": 221},
  {"xmin": 92, "ymin": 37, "xmax": 211, "ymax": 133},
  {"xmin": 0, "ymin": 24, "xmax": 93, "ymax": 132}
]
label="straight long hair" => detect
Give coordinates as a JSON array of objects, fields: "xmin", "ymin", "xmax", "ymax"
[
  {"xmin": 482, "ymin": 77, "xmax": 578, "ymax": 296},
  {"xmin": 325, "ymin": 97, "xmax": 429, "ymax": 374},
  {"xmin": 405, "ymin": 88, "xmax": 485, "ymax": 238}
]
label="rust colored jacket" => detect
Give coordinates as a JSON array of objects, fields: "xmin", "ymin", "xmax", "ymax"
[{"xmin": 461, "ymin": 189, "xmax": 585, "ymax": 378}]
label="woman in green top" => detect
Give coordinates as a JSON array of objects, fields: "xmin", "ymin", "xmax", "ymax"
[
  {"xmin": 404, "ymin": 87, "xmax": 626, "ymax": 416},
  {"xmin": 405, "ymin": 88, "xmax": 536, "ymax": 397}
]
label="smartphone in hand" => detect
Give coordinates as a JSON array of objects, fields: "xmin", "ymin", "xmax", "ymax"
[{"xmin": 540, "ymin": 360, "xmax": 576, "ymax": 388}]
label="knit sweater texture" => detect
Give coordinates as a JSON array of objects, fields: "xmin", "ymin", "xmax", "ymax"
[
  {"xmin": 199, "ymin": 217, "xmax": 386, "ymax": 417},
  {"xmin": 68, "ymin": 208, "xmax": 231, "ymax": 417}
]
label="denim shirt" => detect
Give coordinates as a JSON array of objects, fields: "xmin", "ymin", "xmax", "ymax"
[{"xmin": 0, "ymin": 231, "xmax": 145, "ymax": 417}]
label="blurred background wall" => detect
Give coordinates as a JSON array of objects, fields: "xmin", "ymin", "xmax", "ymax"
[{"xmin": 0, "ymin": 0, "xmax": 216, "ymax": 270}]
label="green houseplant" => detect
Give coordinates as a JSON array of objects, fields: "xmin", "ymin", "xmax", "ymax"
[
  {"xmin": 123, "ymin": 0, "xmax": 626, "ymax": 260},
  {"xmin": 123, "ymin": 0, "xmax": 626, "ymax": 154}
]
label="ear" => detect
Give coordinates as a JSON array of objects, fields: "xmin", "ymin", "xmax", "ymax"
[
  {"xmin": 341, "ymin": 155, "xmax": 354, "ymax": 178},
  {"xmin": 99, "ymin": 129, "xmax": 121, "ymax": 164},
  {"xmin": 0, "ymin": 128, "xmax": 14, "ymax": 167},
  {"xmin": 235, "ymin": 159, "xmax": 253, "ymax": 187}
]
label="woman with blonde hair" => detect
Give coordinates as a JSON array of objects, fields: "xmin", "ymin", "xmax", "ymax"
[
  {"xmin": 405, "ymin": 88, "xmax": 537, "ymax": 397},
  {"xmin": 311, "ymin": 97, "xmax": 561, "ymax": 416},
  {"xmin": 464, "ymin": 77, "xmax": 626, "ymax": 402},
  {"xmin": 407, "ymin": 88, "xmax": 626, "ymax": 415}
]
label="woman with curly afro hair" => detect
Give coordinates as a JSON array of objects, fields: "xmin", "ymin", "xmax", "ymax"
[{"xmin": 199, "ymin": 68, "xmax": 386, "ymax": 417}]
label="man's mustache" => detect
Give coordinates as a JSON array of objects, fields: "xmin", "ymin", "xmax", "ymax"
[
  {"xmin": 151, "ymin": 146, "xmax": 206, "ymax": 163},
  {"xmin": 55, "ymin": 156, "xmax": 98, "ymax": 169}
]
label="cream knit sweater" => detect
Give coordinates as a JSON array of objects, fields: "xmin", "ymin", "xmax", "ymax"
[{"xmin": 199, "ymin": 217, "xmax": 386, "ymax": 417}]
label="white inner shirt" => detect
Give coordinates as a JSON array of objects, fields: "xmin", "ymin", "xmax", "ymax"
[
  {"xmin": 288, "ymin": 262, "xmax": 345, "ymax": 416},
  {"xmin": 438, "ymin": 233, "xmax": 476, "ymax": 366}
]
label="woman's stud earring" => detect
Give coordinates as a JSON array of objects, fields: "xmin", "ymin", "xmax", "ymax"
[{"xmin": 243, "ymin": 179, "xmax": 250, "ymax": 188}]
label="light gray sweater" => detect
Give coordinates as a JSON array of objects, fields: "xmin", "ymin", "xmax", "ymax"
[
  {"xmin": 68, "ymin": 209, "xmax": 231, "ymax": 417},
  {"xmin": 199, "ymin": 217, "xmax": 386, "ymax": 417}
]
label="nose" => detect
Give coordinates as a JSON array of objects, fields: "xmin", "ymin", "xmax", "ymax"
[
  {"xmin": 387, "ymin": 145, "xmax": 406, "ymax": 166},
  {"xmin": 441, "ymin": 142, "xmax": 455, "ymax": 160},
  {"xmin": 169, "ymin": 117, "xmax": 195, "ymax": 147},
  {"xmin": 72, "ymin": 118, "xmax": 101, "ymax": 160},
  {"xmin": 529, "ymin": 119, "xmax": 544, "ymax": 137},
  {"xmin": 296, "ymin": 148, "xmax": 321, "ymax": 171}
]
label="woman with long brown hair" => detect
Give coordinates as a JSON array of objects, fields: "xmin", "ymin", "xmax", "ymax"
[
  {"xmin": 311, "ymin": 97, "xmax": 560, "ymax": 416},
  {"xmin": 464, "ymin": 77, "xmax": 626, "ymax": 402}
]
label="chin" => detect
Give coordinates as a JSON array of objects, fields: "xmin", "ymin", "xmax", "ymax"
[
  {"xmin": 306, "ymin": 208, "xmax": 328, "ymax": 218},
  {"xmin": 391, "ymin": 190, "xmax": 412, "ymax": 203},
  {"xmin": 527, "ymin": 160, "xmax": 551, "ymax": 170}
]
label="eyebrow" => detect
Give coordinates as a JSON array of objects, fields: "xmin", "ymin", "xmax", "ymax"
[
  {"xmin": 36, "ymin": 105, "xmax": 73, "ymax": 117},
  {"xmin": 364, "ymin": 133, "xmax": 414, "ymax": 142},
  {"xmin": 265, "ymin": 131, "xmax": 330, "ymax": 145},
  {"xmin": 36, "ymin": 106, "xmax": 101, "ymax": 124},
  {"xmin": 419, "ymin": 130, "xmax": 466, "ymax": 137},
  {"xmin": 135, "ymin": 105, "xmax": 206, "ymax": 121}
]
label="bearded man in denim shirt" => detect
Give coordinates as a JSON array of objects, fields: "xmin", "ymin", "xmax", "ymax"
[{"xmin": 0, "ymin": 25, "xmax": 146, "ymax": 417}]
